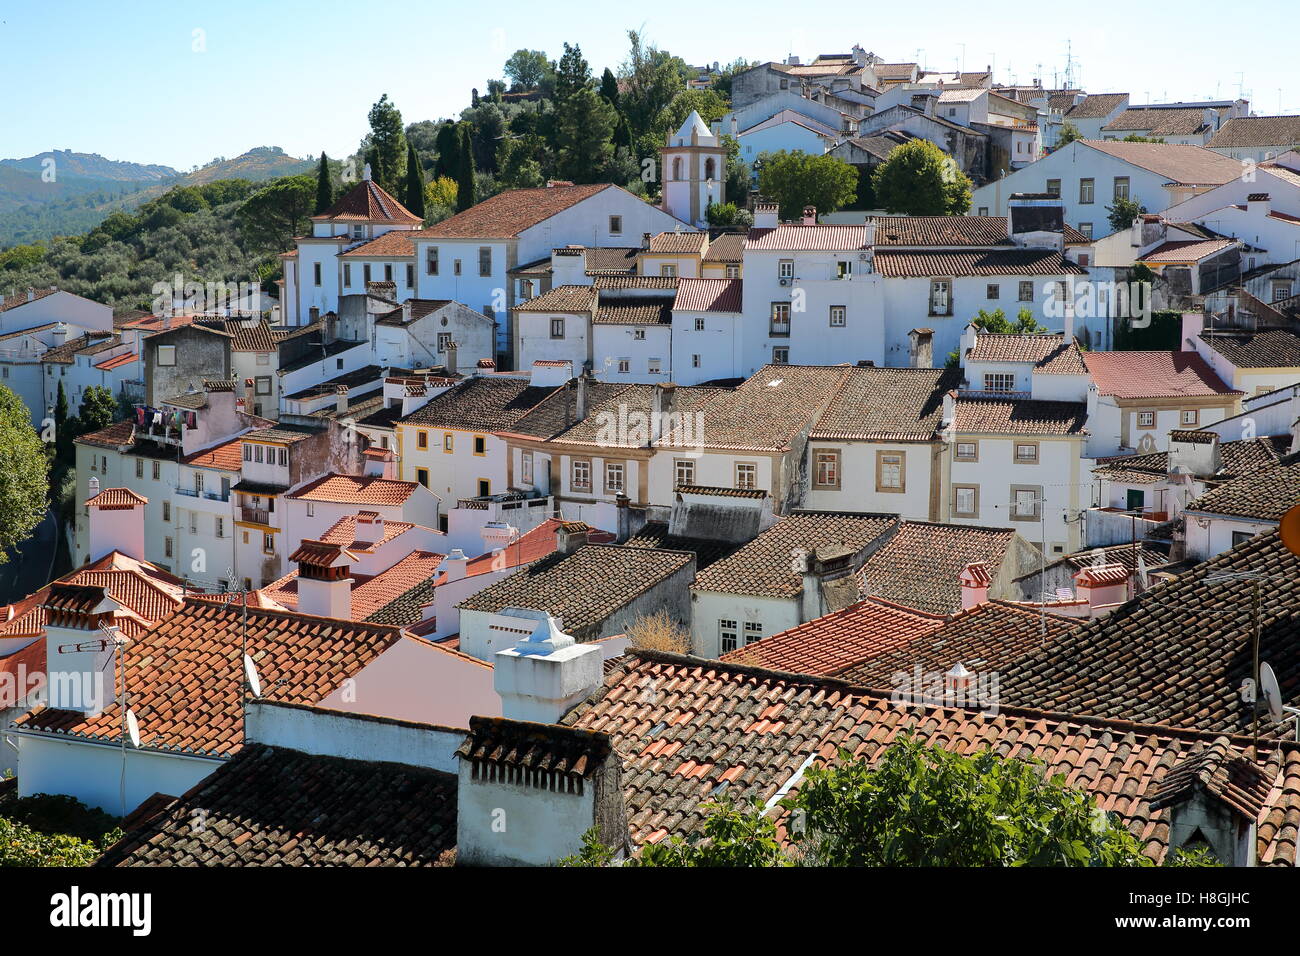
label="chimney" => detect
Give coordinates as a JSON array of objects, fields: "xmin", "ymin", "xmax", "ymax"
[
  {"xmin": 907, "ymin": 328, "xmax": 934, "ymax": 369},
  {"xmin": 481, "ymin": 521, "xmax": 518, "ymax": 551},
  {"xmin": 51, "ymin": 322, "xmax": 69, "ymax": 346},
  {"xmin": 291, "ymin": 540, "xmax": 355, "ymax": 620},
  {"xmin": 799, "ymin": 545, "xmax": 857, "ymax": 622},
  {"xmin": 641, "ymin": 232, "xmax": 652, "ymax": 251},
  {"xmin": 335, "ymin": 384, "xmax": 349, "ymax": 415},
  {"xmin": 942, "ymin": 389, "xmax": 957, "ymax": 427},
  {"xmin": 649, "ymin": 382, "xmax": 677, "ymax": 444},
  {"xmin": 1150, "ymin": 742, "xmax": 1268, "ymax": 868},
  {"xmin": 43, "ymin": 584, "xmax": 123, "ymax": 714},
  {"xmin": 86, "ymin": 486, "xmax": 147, "ymax": 562},
  {"xmin": 362, "ymin": 162, "xmax": 372, "ymax": 181},
  {"xmin": 615, "ymin": 493, "xmax": 631, "ymax": 542},
  {"xmin": 1167, "ymin": 430, "xmax": 1222, "ymax": 479},
  {"xmin": 492, "ymin": 614, "xmax": 604, "ymax": 723},
  {"xmin": 362, "ymin": 446, "xmax": 396, "ymax": 478},
  {"xmin": 27, "ymin": 289, "xmax": 34, "ymax": 303},
  {"xmin": 754, "ymin": 202, "xmax": 780, "ymax": 229},
  {"xmin": 555, "ymin": 522, "xmax": 589, "ymax": 555},
  {"xmin": 445, "ymin": 340, "xmax": 458, "ymax": 374},
  {"xmin": 1063, "ymin": 295, "xmax": 1075, "ymax": 343},
  {"xmin": 309, "ymin": 306, "xmax": 320, "ymax": 324},
  {"xmin": 958, "ymin": 562, "xmax": 991, "ymax": 610},
  {"xmin": 354, "ymin": 510, "xmax": 384, "ymax": 547},
  {"xmin": 437, "ymin": 548, "xmax": 469, "ymax": 584},
  {"xmin": 1073, "ymin": 564, "xmax": 1131, "ymax": 617},
  {"xmin": 575, "ymin": 369, "xmax": 591, "ymax": 421},
  {"xmin": 801, "ymin": 206, "xmax": 817, "ymax": 225},
  {"xmin": 1007, "ymin": 193, "xmax": 1064, "ymax": 251},
  {"xmin": 529, "ymin": 359, "xmax": 573, "ymax": 388},
  {"xmin": 1247, "ymin": 192, "xmax": 1271, "ymax": 218}
]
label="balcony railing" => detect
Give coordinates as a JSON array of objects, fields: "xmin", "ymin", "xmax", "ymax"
[{"xmin": 237, "ymin": 506, "xmax": 271, "ymax": 525}]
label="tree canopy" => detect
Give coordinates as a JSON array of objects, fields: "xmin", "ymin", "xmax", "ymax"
[
  {"xmin": 0, "ymin": 384, "xmax": 48, "ymax": 563},
  {"xmin": 364, "ymin": 94, "xmax": 407, "ymax": 193},
  {"xmin": 756, "ymin": 150, "xmax": 858, "ymax": 220},
  {"xmin": 873, "ymin": 139, "xmax": 973, "ymax": 215},
  {"xmin": 504, "ymin": 49, "xmax": 553, "ymax": 91}
]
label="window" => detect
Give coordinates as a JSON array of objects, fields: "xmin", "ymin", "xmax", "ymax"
[
  {"xmin": 194, "ymin": 472, "xmax": 204, "ymax": 495},
  {"xmin": 948, "ymin": 107, "xmax": 957, "ymax": 117},
  {"xmin": 136, "ymin": 459, "xmax": 144, "ymax": 478},
  {"xmin": 313, "ymin": 263, "xmax": 322, "ymax": 286},
  {"xmin": 478, "ymin": 247, "xmax": 492, "ymax": 277},
  {"xmin": 954, "ymin": 485, "xmax": 979, "ymax": 518},
  {"xmin": 157, "ymin": 345, "xmax": 176, "ymax": 367},
  {"xmin": 263, "ymin": 533, "xmax": 275, "ymax": 554},
  {"xmin": 694, "ymin": 317, "xmax": 705, "ymax": 331},
  {"xmin": 813, "ymin": 450, "xmax": 840, "ymax": 489},
  {"xmin": 426, "ymin": 247, "xmax": 439, "ymax": 275},
  {"xmin": 955, "ymin": 441, "xmax": 978, "ymax": 461},
  {"xmin": 1232, "ymin": 530, "xmax": 1254, "ymax": 547},
  {"xmin": 188, "ymin": 511, "xmax": 197, "ymax": 534},
  {"xmin": 417, "ymin": 430, "xmax": 428, "ymax": 450},
  {"xmin": 648, "ymin": 358, "xmax": 661, "ymax": 374},
  {"xmin": 343, "ymin": 263, "xmax": 352, "ymax": 287},
  {"xmin": 778, "ymin": 260, "xmax": 794, "ymax": 279},
  {"xmin": 664, "ymin": 460, "xmax": 690, "ymax": 490},
  {"xmin": 605, "ymin": 461, "xmax": 625, "ymax": 493},
  {"xmin": 571, "ymin": 459, "xmax": 591, "ymax": 491},
  {"xmin": 256, "ymin": 352, "xmax": 270, "ymax": 366},
  {"xmin": 437, "ymin": 332, "xmax": 452, "ymax": 353},
  {"xmin": 363, "ymin": 264, "xmax": 372, "ymax": 284},
  {"xmin": 770, "ymin": 302, "xmax": 791, "ymax": 336},
  {"xmin": 609, "ymin": 215, "xmax": 622, "ymax": 235},
  {"xmin": 829, "ymin": 305, "xmax": 846, "ymax": 327},
  {"xmin": 152, "ymin": 461, "xmax": 160, "ymax": 480},
  {"xmin": 929, "ymin": 280, "xmax": 951, "ymax": 316},
  {"xmin": 726, "ymin": 263, "xmax": 740, "ymax": 278},
  {"xmin": 1011, "ymin": 487, "xmax": 1041, "ymax": 520},
  {"xmin": 1181, "ymin": 409, "xmax": 1199, "ymax": 426},
  {"xmin": 1137, "ymin": 410, "xmax": 1156, "ymax": 428},
  {"xmin": 255, "ymin": 376, "xmax": 271, "ymax": 396},
  {"xmin": 1079, "ymin": 222, "xmax": 1093, "ymax": 239},
  {"xmin": 550, "ymin": 317, "xmax": 565, "ymax": 339},
  {"xmin": 416, "ymin": 467, "xmax": 429, "ymax": 487},
  {"xmin": 772, "ymin": 347, "xmax": 789, "ymax": 364},
  {"xmin": 1018, "ymin": 280, "xmax": 1034, "ymax": 302},
  {"xmin": 837, "ymin": 260, "xmax": 852, "ymax": 279},
  {"xmin": 1079, "ymin": 178, "xmax": 1094, "ymax": 204},
  {"xmin": 744, "ymin": 622, "xmax": 762, "ymax": 646},
  {"xmin": 633, "ymin": 329, "xmax": 646, "ymax": 341},
  {"xmin": 660, "ymin": 264, "xmax": 677, "ymax": 278},
  {"xmin": 986, "ymin": 283, "xmax": 1000, "ymax": 300},
  {"xmin": 1272, "ymin": 281, "xmax": 1292, "ymax": 302},
  {"xmin": 477, "ymin": 479, "xmax": 491, "ymax": 497},
  {"xmin": 876, "ymin": 451, "xmax": 904, "ymax": 492},
  {"xmin": 162, "ymin": 501, "xmax": 170, "ymax": 522},
  {"xmin": 243, "ymin": 443, "xmax": 251, "ymax": 462},
  {"xmin": 444, "ymin": 433, "xmax": 454, "ymax": 452},
  {"xmin": 453, "ymin": 259, "xmax": 462, "ymax": 276},
  {"xmin": 735, "ymin": 462, "xmax": 757, "ymax": 489},
  {"xmin": 277, "ymin": 448, "xmax": 287, "ymax": 466},
  {"xmin": 977, "ymin": 207, "xmax": 989, "ymax": 216},
  {"xmin": 164, "ymin": 536, "xmax": 173, "ymax": 558},
  {"xmin": 473, "ymin": 435, "xmax": 486, "ymax": 456},
  {"xmin": 617, "ymin": 358, "xmax": 631, "ymax": 373},
  {"xmin": 384, "ymin": 263, "xmax": 393, "ymax": 282},
  {"xmin": 1045, "ymin": 179, "xmax": 1061, "ymax": 197},
  {"xmin": 720, "ymin": 619, "xmax": 739, "ymax": 654},
  {"xmin": 692, "ymin": 354, "xmax": 701, "ymax": 368},
  {"xmin": 406, "ymin": 263, "xmax": 414, "ymax": 287},
  {"xmin": 306, "ymin": 502, "xmax": 315, "ymax": 518},
  {"xmin": 1113, "ymin": 176, "xmax": 1130, "ymax": 200},
  {"xmin": 1014, "ymin": 442, "xmax": 1039, "ymax": 463},
  {"xmin": 983, "ymin": 373, "xmax": 1016, "ymax": 393}
]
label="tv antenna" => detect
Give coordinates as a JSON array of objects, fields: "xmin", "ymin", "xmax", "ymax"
[{"xmin": 1257, "ymin": 662, "xmax": 1300, "ymax": 740}]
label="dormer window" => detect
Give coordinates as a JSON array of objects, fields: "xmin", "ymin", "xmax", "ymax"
[{"xmin": 353, "ymin": 225, "xmax": 364, "ymax": 239}]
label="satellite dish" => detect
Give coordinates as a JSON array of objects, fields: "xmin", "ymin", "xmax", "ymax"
[
  {"xmin": 243, "ymin": 654, "xmax": 262, "ymax": 698},
  {"xmin": 1260, "ymin": 662, "xmax": 1284, "ymax": 723},
  {"xmin": 1279, "ymin": 504, "xmax": 1300, "ymax": 556},
  {"xmin": 125, "ymin": 709, "xmax": 141, "ymax": 748}
]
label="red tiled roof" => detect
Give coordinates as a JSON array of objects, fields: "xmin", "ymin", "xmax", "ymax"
[
  {"xmin": 312, "ymin": 180, "xmax": 423, "ymax": 224},
  {"xmin": 954, "ymin": 397, "xmax": 1089, "ymax": 435},
  {"xmin": 350, "ymin": 550, "xmax": 446, "ymax": 620},
  {"xmin": 16, "ymin": 599, "xmax": 405, "ymax": 756},
  {"xmin": 339, "ymin": 230, "xmax": 420, "ymax": 258},
  {"xmin": 746, "ymin": 224, "xmax": 870, "ymax": 251},
  {"xmin": 74, "ymin": 421, "xmax": 136, "ymax": 449},
  {"xmin": 417, "ymin": 183, "xmax": 613, "ymax": 239},
  {"xmin": 966, "ymin": 333, "xmax": 1088, "ymax": 375},
  {"xmin": 512, "ymin": 285, "xmax": 597, "ymax": 313},
  {"xmin": 1139, "ymin": 239, "xmax": 1238, "ymax": 263},
  {"xmin": 94, "ymin": 351, "xmax": 138, "ymax": 371},
  {"xmin": 874, "ymin": 248, "xmax": 1088, "ymax": 277},
  {"xmin": 722, "ymin": 598, "xmax": 943, "ymax": 676},
  {"xmin": 456, "ymin": 518, "xmax": 615, "ymax": 580},
  {"xmin": 1078, "ymin": 141, "xmax": 1242, "ymax": 186},
  {"xmin": 182, "ymin": 438, "xmax": 244, "ymax": 472},
  {"xmin": 1082, "ymin": 350, "xmax": 1240, "ymax": 399},
  {"xmin": 872, "ymin": 215, "xmax": 1011, "ymax": 247},
  {"xmin": 674, "ymin": 278, "xmax": 743, "ymax": 313},
  {"xmin": 319, "ymin": 513, "xmax": 414, "ymax": 550},
  {"xmin": 85, "ymin": 488, "xmax": 148, "ymax": 509},
  {"xmin": 0, "ymin": 288, "xmax": 58, "ymax": 313},
  {"xmin": 286, "ymin": 473, "xmax": 420, "ymax": 506}
]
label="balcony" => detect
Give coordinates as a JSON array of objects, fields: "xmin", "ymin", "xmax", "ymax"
[{"xmin": 237, "ymin": 506, "xmax": 271, "ymax": 526}]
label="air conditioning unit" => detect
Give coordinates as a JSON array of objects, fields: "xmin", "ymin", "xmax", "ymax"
[
  {"xmin": 779, "ymin": 278, "xmax": 789, "ymax": 286},
  {"xmin": 858, "ymin": 253, "xmax": 870, "ymax": 261}
]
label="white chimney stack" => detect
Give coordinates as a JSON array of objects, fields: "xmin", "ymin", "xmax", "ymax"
[
  {"xmin": 958, "ymin": 562, "xmax": 991, "ymax": 610},
  {"xmin": 43, "ymin": 584, "xmax": 124, "ymax": 714},
  {"xmin": 493, "ymin": 612, "xmax": 604, "ymax": 723},
  {"xmin": 291, "ymin": 540, "xmax": 356, "ymax": 620},
  {"xmin": 437, "ymin": 548, "xmax": 469, "ymax": 584},
  {"xmin": 86, "ymin": 487, "xmax": 147, "ymax": 562}
]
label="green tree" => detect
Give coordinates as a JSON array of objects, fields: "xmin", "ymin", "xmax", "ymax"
[
  {"xmin": 434, "ymin": 121, "xmax": 462, "ymax": 180},
  {"xmin": 365, "ymin": 94, "xmax": 407, "ymax": 193},
  {"xmin": 425, "ymin": 175, "xmax": 458, "ymax": 208},
  {"xmin": 705, "ymin": 201, "xmax": 753, "ymax": 229},
  {"xmin": 504, "ymin": 49, "xmax": 552, "ymax": 91},
  {"xmin": 554, "ymin": 87, "xmax": 618, "ymax": 183},
  {"xmin": 561, "ymin": 799, "xmax": 789, "ymax": 867},
  {"xmin": 710, "ymin": 58, "xmax": 753, "ymax": 100},
  {"xmin": 654, "ymin": 88, "xmax": 729, "ymax": 146},
  {"xmin": 553, "ymin": 42, "xmax": 594, "ymax": 104},
  {"xmin": 313, "ymin": 151, "xmax": 333, "ymax": 215},
  {"xmin": 599, "ymin": 67, "xmax": 620, "ymax": 106},
  {"xmin": 0, "ymin": 384, "xmax": 48, "ymax": 563},
  {"xmin": 53, "ymin": 379, "xmax": 68, "ymax": 430},
  {"xmin": 1107, "ymin": 196, "xmax": 1148, "ymax": 232},
  {"xmin": 872, "ymin": 139, "xmax": 974, "ymax": 215},
  {"xmin": 456, "ymin": 125, "xmax": 477, "ymax": 211},
  {"xmin": 619, "ymin": 30, "xmax": 690, "ymax": 158},
  {"xmin": 1055, "ymin": 122, "xmax": 1082, "ymax": 149},
  {"xmin": 497, "ymin": 139, "xmax": 546, "ymax": 190},
  {"xmin": 403, "ymin": 142, "xmax": 426, "ymax": 219},
  {"xmin": 237, "ymin": 175, "xmax": 316, "ymax": 252},
  {"xmin": 756, "ymin": 150, "xmax": 858, "ymax": 220},
  {"xmin": 78, "ymin": 385, "xmax": 116, "ymax": 434}
]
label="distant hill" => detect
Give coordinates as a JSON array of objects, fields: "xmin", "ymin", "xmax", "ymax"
[{"xmin": 0, "ymin": 146, "xmax": 313, "ymax": 247}]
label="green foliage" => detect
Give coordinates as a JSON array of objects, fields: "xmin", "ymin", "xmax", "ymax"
[
  {"xmin": 872, "ymin": 139, "xmax": 974, "ymax": 215},
  {"xmin": 554, "ymin": 88, "xmax": 618, "ymax": 184},
  {"xmin": 560, "ymin": 800, "xmax": 790, "ymax": 867},
  {"xmin": 497, "ymin": 138, "xmax": 546, "ymax": 190},
  {"xmin": 973, "ymin": 306, "xmax": 1048, "ymax": 334},
  {"xmin": 365, "ymin": 94, "xmax": 407, "ymax": 194},
  {"xmin": 504, "ymin": 49, "xmax": 553, "ymax": 91},
  {"xmin": 705, "ymin": 201, "xmax": 752, "ymax": 229},
  {"xmin": 77, "ymin": 384, "xmax": 116, "ymax": 434},
  {"xmin": 619, "ymin": 30, "xmax": 690, "ymax": 160},
  {"xmin": 1114, "ymin": 308, "xmax": 1182, "ymax": 350},
  {"xmin": 403, "ymin": 143, "xmax": 426, "ymax": 218},
  {"xmin": 0, "ymin": 383, "xmax": 48, "ymax": 562},
  {"xmin": 756, "ymin": 150, "xmax": 858, "ymax": 220},
  {"xmin": 434, "ymin": 121, "xmax": 462, "ymax": 181},
  {"xmin": 1055, "ymin": 122, "xmax": 1082, "ymax": 149},
  {"xmin": 2, "ymin": 792, "xmax": 121, "ymax": 842},
  {"xmin": 237, "ymin": 174, "xmax": 315, "ymax": 252},
  {"xmin": 1107, "ymin": 196, "xmax": 1148, "ymax": 232},
  {"xmin": 54, "ymin": 379, "xmax": 68, "ymax": 427},
  {"xmin": 599, "ymin": 67, "xmax": 620, "ymax": 106},
  {"xmin": 314, "ymin": 152, "xmax": 333, "ymax": 215},
  {"xmin": 1123, "ymin": 134, "xmax": 1165, "ymax": 143},
  {"xmin": 710, "ymin": 58, "xmax": 754, "ymax": 100},
  {"xmin": 456, "ymin": 125, "xmax": 477, "ymax": 211},
  {"xmin": 0, "ymin": 793, "xmax": 121, "ymax": 867},
  {"xmin": 654, "ymin": 89, "xmax": 729, "ymax": 146}
]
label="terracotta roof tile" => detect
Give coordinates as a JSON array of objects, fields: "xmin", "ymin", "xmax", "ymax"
[
  {"xmin": 872, "ymin": 215, "xmax": 1012, "ymax": 246},
  {"xmin": 1078, "ymin": 141, "xmax": 1242, "ymax": 186},
  {"xmin": 1209, "ymin": 116, "xmax": 1300, "ymax": 149},
  {"xmin": 312, "ymin": 180, "xmax": 423, "ymax": 224},
  {"xmin": 417, "ymin": 183, "xmax": 612, "ymax": 239},
  {"xmin": 874, "ymin": 248, "xmax": 1088, "ymax": 277},
  {"xmin": 746, "ymin": 224, "xmax": 870, "ymax": 251},
  {"xmin": 401, "ymin": 377, "xmax": 560, "ymax": 431},
  {"xmin": 85, "ymin": 487, "xmax": 147, "ymax": 509},
  {"xmin": 286, "ymin": 474, "xmax": 420, "ymax": 507},
  {"xmin": 702, "ymin": 233, "xmax": 746, "ymax": 262},
  {"xmin": 1082, "ymin": 350, "xmax": 1240, "ymax": 398},
  {"xmin": 1139, "ymin": 238, "xmax": 1238, "ymax": 263},
  {"xmin": 811, "ymin": 366, "xmax": 961, "ymax": 440},
  {"xmin": 955, "ymin": 396, "xmax": 1089, "ymax": 435},
  {"xmin": 858, "ymin": 522, "xmax": 1020, "ymax": 615},
  {"xmin": 1185, "ymin": 451, "xmax": 1300, "ymax": 521},
  {"xmin": 1200, "ymin": 329, "xmax": 1300, "ymax": 369},
  {"xmin": 593, "ymin": 297, "xmax": 672, "ymax": 325},
  {"xmin": 512, "ymin": 285, "xmax": 597, "ymax": 313},
  {"xmin": 674, "ymin": 278, "xmax": 742, "ymax": 313},
  {"xmin": 966, "ymin": 333, "xmax": 1088, "ymax": 375},
  {"xmin": 181, "ymin": 438, "xmax": 244, "ymax": 472}
]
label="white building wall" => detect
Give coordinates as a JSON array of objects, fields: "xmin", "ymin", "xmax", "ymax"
[{"xmin": 690, "ymin": 592, "xmax": 796, "ymax": 658}]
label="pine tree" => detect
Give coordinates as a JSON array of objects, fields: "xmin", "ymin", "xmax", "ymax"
[
  {"xmin": 403, "ymin": 143, "xmax": 426, "ymax": 219},
  {"xmin": 456, "ymin": 124, "xmax": 476, "ymax": 211},
  {"xmin": 314, "ymin": 152, "xmax": 333, "ymax": 214},
  {"xmin": 600, "ymin": 67, "xmax": 620, "ymax": 106}
]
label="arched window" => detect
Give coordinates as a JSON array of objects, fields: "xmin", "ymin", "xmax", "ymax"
[
  {"xmin": 672, "ymin": 157, "xmax": 683, "ymax": 181},
  {"xmin": 704, "ymin": 157, "xmax": 716, "ymax": 181}
]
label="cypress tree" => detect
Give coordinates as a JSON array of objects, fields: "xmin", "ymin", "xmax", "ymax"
[
  {"xmin": 456, "ymin": 124, "xmax": 476, "ymax": 211},
  {"xmin": 434, "ymin": 121, "xmax": 459, "ymax": 180},
  {"xmin": 54, "ymin": 379, "xmax": 68, "ymax": 427},
  {"xmin": 314, "ymin": 152, "xmax": 333, "ymax": 214},
  {"xmin": 403, "ymin": 143, "xmax": 426, "ymax": 219},
  {"xmin": 599, "ymin": 67, "xmax": 620, "ymax": 107}
]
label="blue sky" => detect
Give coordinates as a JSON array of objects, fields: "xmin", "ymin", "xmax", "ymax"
[{"xmin": 2, "ymin": 0, "xmax": 1295, "ymax": 170}]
